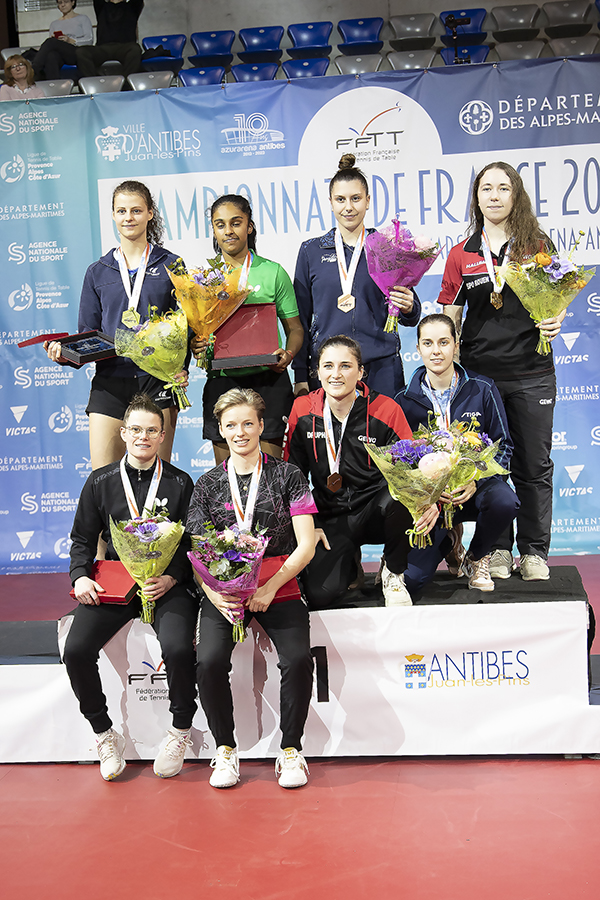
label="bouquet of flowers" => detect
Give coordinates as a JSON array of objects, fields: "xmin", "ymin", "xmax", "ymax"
[
  {"xmin": 499, "ymin": 234, "xmax": 595, "ymax": 355},
  {"xmin": 188, "ymin": 525, "xmax": 269, "ymax": 642},
  {"xmin": 414, "ymin": 418, "xmax": 509, "ymax": 529},
  {"xmin": 365, "ymin": 219, "xmax": 441, "ymax": 332},
  {"xmin": 109, "ymin": 512, "xmax": 185, "ymax": 624},
  {"xmin": 365, "ymin": 436, "xmax": 454, "ymax": 548},
  {"xmin": 115, "ymin": 305, "xmax": 191, "ymax": 408},
  {"xmin": 167, "ymin": 256, "xmax": 251, "ymax": 368}
]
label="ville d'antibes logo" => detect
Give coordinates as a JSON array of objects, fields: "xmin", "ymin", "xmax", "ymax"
[{"xmin": 404, "ymin": 650, "xmax": 530, "ymax": 690}]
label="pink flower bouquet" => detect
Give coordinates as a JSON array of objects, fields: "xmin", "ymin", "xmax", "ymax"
[{"xmin": 365, "ymin": 220, "xmax": 441, "ymax": 333}]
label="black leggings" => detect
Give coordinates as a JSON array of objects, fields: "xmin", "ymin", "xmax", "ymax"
[
  {"xmin": 301, "ymin": 487, "xmax": 413, "ymax": 610},
  {"xmin": 196, "ymin": 597, "xmax": 314, "ymax": 751},
  {"xmin": 33, "ymin": 38, "xmax": 77, "ymax": 80},
  {"xmin": 63, "ymin": 585, "xmax": 199, "ymax": 734}
]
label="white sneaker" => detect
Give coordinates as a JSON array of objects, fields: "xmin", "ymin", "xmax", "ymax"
[
  {"xmin": 209, "ymin": 745, "xmax": 240, "ymax": 788},
  {"xmin": 519, "ymin": 554, "xmax": 550, "ymax": 581},
  {"xmin": 96, "ymin": 729, "xmax": 126, "ymax": 781},
  {"xmin": 381, "ymin": 564, "xmax": 412, "ymax": 606},
  {"xmin": 153, "ymin": 727, "xmax": 192, "ymax": 778},
  {"xmin": 462, "ymin": 553, "xmax": 494, "ymax": 592},
  {"xmin": 489, "ymin": 550, "xmax": 515, "ymax": 579},
  {"xmin": 275, "ymin": 748, "xmax": 309, "ymax": 788}
]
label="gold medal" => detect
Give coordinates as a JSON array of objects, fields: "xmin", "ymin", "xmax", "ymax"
[
  {"xmin": 327, "ymin": 473, "xmax": 343, "ymax": 492},
  {"xmin": 490, "ymin": 291, "xmax": 503, "ymax": 309},
  {"xmin": 337, "ymin": 293, "xmax": 355, "ymax": 313}
]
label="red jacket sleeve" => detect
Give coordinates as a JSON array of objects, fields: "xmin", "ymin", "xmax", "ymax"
[{"xmin": 438, "ymin": 244, "xmax": 465, "ymax": 306}]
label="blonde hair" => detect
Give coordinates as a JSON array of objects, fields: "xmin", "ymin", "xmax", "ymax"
[
  {"xmin": 4, "ymin": 55, "xmax": 35, "ymax": 87},
  {"xmin": 213, "ymin": 388, "xmax": 265, "ymax": 423}
]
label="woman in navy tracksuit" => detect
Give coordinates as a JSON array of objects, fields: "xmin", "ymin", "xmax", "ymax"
[
  {"xmin": 396, "ymin": 314, "xmax": 519, "ymax": 595},
  {"xmin": 291, "ymin": 153, "xmax": 420, "ymax": 399}
]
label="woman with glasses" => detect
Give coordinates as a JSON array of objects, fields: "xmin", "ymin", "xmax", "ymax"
[
  {"xmin": 32, "ymin": 0, "xmax": 93, "ymax": 81},
  {"xmin": 0, "ymin": 56, "xmax": 44, "ymax": 101}
]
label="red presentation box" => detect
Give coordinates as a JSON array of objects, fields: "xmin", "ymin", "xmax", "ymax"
[
  {"xmin": 69, "ymin": 560, "xmax": 138, "ymax": 604},
  {"xmin": 211, "ymin": 302, "xmax": 279, "ymax": 369}
]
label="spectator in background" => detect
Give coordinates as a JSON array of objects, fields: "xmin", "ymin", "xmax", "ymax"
[
  {"xmin": 32, "ymin": 0, "xmax": 93, "ymax": 81},
  {"xmin": 76, "ymin": 0, "xmax": 143, "ymax": 79},
  {"xmin": 0, "ymin": 56, "xmax": 44, "ymax": 101}
]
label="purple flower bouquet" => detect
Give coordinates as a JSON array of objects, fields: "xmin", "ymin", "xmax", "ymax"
[
  {"xmin": 365, "ymin": 219, "xmax": 441, "ymax": 333},
  {"xmin": 188, "ymin": 525, "xmax": 269, "ymax": 642}
]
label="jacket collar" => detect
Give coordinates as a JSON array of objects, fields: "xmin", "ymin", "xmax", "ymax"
[
  {"xmin": 404, "ymin": 363, "xmax": 468, "ymax": 406},
  {"xmin": 308, "ymin": 380, "xmax": 371, "ymax": 416},
  {"xmin": 318, "ymin": 226, "xmax": 376, "ymax": 250},
  {"xmin": 101, "ymin": 243, "xmax": 169, "ymax": 271}
]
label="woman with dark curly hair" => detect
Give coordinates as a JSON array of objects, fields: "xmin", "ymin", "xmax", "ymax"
[
  {"xmin": 45, "ymin": 180, "xmax": 187, "ymax": 468},
  {"xmin": 0, "ymin": 55, "xmax": 44, "ymax": 101},
  {"xmin": 438, "ymin": 161, "xmax": 564, "ymax": 583}
]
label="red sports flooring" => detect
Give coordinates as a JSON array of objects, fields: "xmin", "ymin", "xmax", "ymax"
[
  {"xmin": 1, "ymin": 756, "xmax": 600, "ymax": 899},
  {"xmin": 2, "ymin": 556, "xmax": 600, "ymax": 898}
]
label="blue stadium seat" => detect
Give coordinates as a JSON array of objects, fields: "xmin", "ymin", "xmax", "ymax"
[
  {"xmin": 238, "ymin": 26, "xmax": 284, "ymax": 63},
  {"xmin": 179, "ymin": 66, "xmax": 226, "ymax": 86},
  {"xmin": 441, "ymin": 44, "xmax": 490, "ymax": 63},
  {"xmin": 230, "ymin": 63, "xmax": 279, "ymax": 82},
  {"xmin": 542, "ymin": 1, "xmax": 593, "ymax": 38},
  {"xmin": 287, "ymin": 22, "xmax": 333, "ymax": 58},
  {"xmin": 188, "ymin": 31, "xmax": 235, "ymax": 69},
  {"xmin": 491, "ymin": 5, "xmax": 541, "ymax": 42},
  {"xmin": 282, "ymin": 58, "xmax": 330, "ymax": 77},
  {"xmin": 440, "ymin": 9, "xmax": 488, "ymax": 45},
  {"xmin": 337, "ymin": 18, "xmax": 384, "ymax": 56},
  {"xmin": 141, "ymin": 34, "xmax": 186, "ymax": 73},
  {"xmin": 60, "ymin": 64, "xmax": 79, "ymax": 80}
]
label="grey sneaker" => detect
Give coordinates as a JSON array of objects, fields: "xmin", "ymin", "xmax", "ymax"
[
  {"xmin": 96, "ymin": 729, "xmax": 126, "ymax": 781},
  {"xmin": 489, "ymin": 550, "xmax": 515, "ymax": 580},
  {"xmin": 275, "ymin": 748, "xmax": 309, "ymax": 788},
  {"xmin": 209, "ymin": 745, "xmax": 240, "ymax": 788},
  {"xmin": 154, "ymin": 727, "xmax": 192, "ymax": 778},
  {"xmin": 462, "ymin": 553, "xmax": 494, "ymax": 592},
  {"xmin": 519, "ymin": 554, "xmax": 550, "ymax": 581},
  {"xmin": 381, "ymin": 564, "xmax": 412, "ymax": 606}
]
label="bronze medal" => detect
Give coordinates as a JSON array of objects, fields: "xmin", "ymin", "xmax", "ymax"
[
  {"xmin": 327, "ymin": 472, "xmax": 343, "ymax": 492},
  {"xmin": 490, "ymin": 291, "xmax": 503, "ymax": 309},
  {"xmin": 337, "ymin": 293, "xmax": 355, "ymax": 313}
]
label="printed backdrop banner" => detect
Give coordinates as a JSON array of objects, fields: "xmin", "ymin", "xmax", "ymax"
[
  {"xmin": 1, "ymin": 604, "xmax": 599, "ymax": 761},
  {"xmin": 1, "ymin": 59, "xmax": 599, "ymax": 573}
]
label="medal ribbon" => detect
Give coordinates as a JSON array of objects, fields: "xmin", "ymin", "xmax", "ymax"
[
  {"xmin": 323, "ymin": 397, "xmax": 355, "ymax": 478},
  {"xmin": 227, "ymin": 452, "xmax": 263, "ymax": 531},
  {"xmin": 481, "ymin": 230, "xmax": 511, "ymax": 295},
  {"xmin": 120, "ymin": 455, "xmax": 163, "ymax": 519},
  {"xmin": 114, "ymin": 242, "xmax": 152, "ymax": 311},
  {"xmin": 424, "ymin": 370, "xmax": 459, "ymax": 430},
  {"xmin": 334, "ymin": 226, "xmax": 365, "ymax": 298}
]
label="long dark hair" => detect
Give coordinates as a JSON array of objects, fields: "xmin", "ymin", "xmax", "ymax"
[
  {"xmin": 209, "ymin": 194, "xmax": 257, "ymax": 254},
  {"xmin": 469, "ymin": 162, "xmax": 547, "ymax": 262},
  {"xmin": 329, "ymin": 153, "xmax": 369, "ymax": 198},
  {"xmin": 112, "ymin": 180, "xmax": 165, "ymax": 246}
]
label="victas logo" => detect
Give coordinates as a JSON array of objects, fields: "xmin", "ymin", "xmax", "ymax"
[
  {"xmin": 95, "ymin": 125, "xmax": 134, "ymax": 162},
  {"xmin": 12, "ymin": 530, "xmax": 41, "ymax": 561},
  {"xmin": 560, "ymin": 464, "xmax": 592, "ymax": 497},
  {"xmin": 554, "ymin": 332, "xmax": 589, "ymax": 365},
  {"xmin": 8, "ymin": 242, "xmax": 26, "ymax": 265},
  {"xmin": 591, "ymin": 425, "xmax": 600, "ymax": 446},
  {"xmin": 8, "ymin": 283, "xmax": 33, "ymax": 311},
  {"xmin": 459, "ymin": 100, "xmax": 494, "ymax": 135},
  {"xmin": 14, "ymin": 366, "xmax": 32, "ymax": 389},
  {"xmin": 587, "ymin": 292, "xmax": 600, "ymax": 315},
  {"xmin": 403, "ymin": 649, "xmax": 530, "ymax": 689},
  {"xmin": 0, "ymin": 112, "xmax": 16, "ymax": 136},
  {"xmin": 7, "ymin": 405, "xmax": 36, "ymax": 436},
  {"xmin": 0, "ymin": 154, "xmax": 25, "ymax": 183},
  {"xmin": 21, "ymin": 492, "xmax": 38, "ymax": 515},
  {"xmin": 334, "ymin": 103, "xmax": 404, "ymax": 151},
  {"xmin": 48, "ymin": 405, "xmax": 73, "ymax": 433}
]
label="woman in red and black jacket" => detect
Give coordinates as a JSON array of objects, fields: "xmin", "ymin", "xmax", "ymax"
[{"xmin": 284, "ymin": 335, "xmax": 437, "ymax": 609}]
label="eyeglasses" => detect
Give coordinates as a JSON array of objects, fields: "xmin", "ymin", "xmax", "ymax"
[
  {"xmin": 9, "ymin": 63, "xmax": 26, "ymax": 70},
  {"xmin": 125, "ymin": 426, "xmax": 162, "ymax": 437}
]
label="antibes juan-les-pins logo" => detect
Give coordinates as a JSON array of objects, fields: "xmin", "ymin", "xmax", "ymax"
[{"xmin": 403, "ymin": 651, "xmax": 530, "ymax": 690}]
